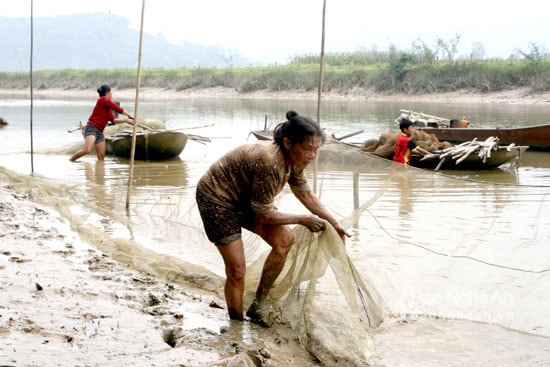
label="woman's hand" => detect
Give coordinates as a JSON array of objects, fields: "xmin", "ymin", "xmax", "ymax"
[
  {"xmin": 332, "ymin": 223, "xmax": 352, "ymax": 244},
  {"xmin": 298, "ymin": 214, "xmax": 351, "ymax": 244},
  {"xmin": 301, "ymin": 215, "xmax": 326, "ymax": 233},
  {"xmin": 123, "ymin": 109, "xmax": 135, "ymax": 121}
]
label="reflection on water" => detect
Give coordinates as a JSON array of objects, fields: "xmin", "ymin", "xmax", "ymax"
[
  {"xmin": 83, "ymin": 160, "xmax": 114, "ymax": 211},
  {"xmin": 1, "ymin": 96, "xmax": 550, "ymax": 365},
  {"xmin": 391, "ymin": 164, "xmax": 413, "ymax": 216}
]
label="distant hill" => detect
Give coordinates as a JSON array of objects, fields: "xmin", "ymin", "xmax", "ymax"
[{"xmin": 0, "ymin": 13, "xmax": 251, "ymax": 72}]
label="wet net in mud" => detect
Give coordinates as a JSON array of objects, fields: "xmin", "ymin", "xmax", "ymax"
[
  {"xmin": 241, "ymin": 143, "xmax": 394, "ymax": 365},
  {"xmin": 246, "ymin": 223, "xmax": 385, "ymax": 366},
  {"xmin": 244, "ymin": 140, "xmax": 550, "ymax": 366}
]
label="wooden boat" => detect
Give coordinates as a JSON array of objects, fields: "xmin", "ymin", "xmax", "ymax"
[
  {"xmin": 398, "ymin": 110, "xmax": 550, "ymax": 151},
  {"xmin": 407, "ymin": 142, "xmax": 527, "ymax": 170},
  {"xmin": 106, "ymin": 129, "xmax": 188, "ymax": 160},
  {"xmin": 249, "ymin": 129, "xmax": 364, "ymax": 142},
  {"xmin": 250, "ymin": 129, "xmax": 527, "ymax": 170},
  {"xmin": 250, "ymin": 129, "xmax": 273, "ymax": 141},
  {"xmin": 318, "ymin": 139, "xmax": 527, "ymax": 172},
  {"xmin": 347, "ymin": 137, "xmax": 526, "ymax": 170},
  {"xmin": 74, "ymin": 119, "xmax": 189, "ymax": 160}
]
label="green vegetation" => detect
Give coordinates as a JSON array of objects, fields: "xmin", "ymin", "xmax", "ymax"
[{"xmin": 2, "ymin": 43, "xmax": 549, "ymax": 95}]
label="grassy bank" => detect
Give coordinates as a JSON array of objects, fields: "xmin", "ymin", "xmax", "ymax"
[{"xmin": 2, "ymin": 51, "xmax": 550, "ymax": 96}]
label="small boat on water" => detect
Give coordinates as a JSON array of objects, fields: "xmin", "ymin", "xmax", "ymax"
[
  {"xmin": 105, "ymin": 119, "xmax": 189, "ymax": 160},
  {"xmin": 250, "ymin": 129, "xmax": 527, "ymax": 170},
  {"xmin": 250, "ymin": 129, "xmax": 273, "ymax": 141},
  {"xmin": 404, "ymin": 138, "xmax": 527, "ymax": 170},
  {"xmin": 106, "ymin": 129, "xmax": 189, "ymax": 160},
  {"xmin": 73, "ymin": 119, "xmax": 192, "ymax": 160},
  {"xmin": 398, "ymin": 110, "xmax": 550, "ymax": 151},
  {"xmin": 250, "ymin": 129, "xmax": 364, "ymax": 142}
]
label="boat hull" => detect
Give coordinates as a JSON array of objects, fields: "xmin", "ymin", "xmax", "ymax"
[
  {"xmin": 251, "ymin": 130, "xmax": 526, "ymax": 170},
  {"xmin": 417, "ymin": 124, "xmax": 550, "ymax": 151},
  {"xmin": 106, "ymin": 131, "xmax": 188, "ymax": 160},
  {"xmin": 250, "ymin": 130, "xmax": 273, "ymax": 141},
  {"xmin": 408, "ymin": 146, "xmax": 527, "ymax": 170}
]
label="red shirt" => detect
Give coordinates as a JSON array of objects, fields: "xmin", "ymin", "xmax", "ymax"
[
  {"xmin": 87, "ymin": 96, "xmax": 124, "ymax": 132},
  {"xmin": 393, "ymin": 133, "xmax": 419, "ymax": 165}
]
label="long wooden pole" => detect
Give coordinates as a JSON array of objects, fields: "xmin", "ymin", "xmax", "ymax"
[
  {"xmin": 125, "ymin": 0, "xmax": 146, "ymax": 209},
  {"xmin": 316, "ymin": 0, "xmax": 326, "ymax": 125},
  {"xmin": 29, "ymin": 0, "xmax": 34, "ymax": 173},
  {"xmin": 399, "ymin": 109, "xmax": 448, "ymax": 121},
  {"xmin": 313, "ymin": 0, "xmax": 327, "ymax": 193}
]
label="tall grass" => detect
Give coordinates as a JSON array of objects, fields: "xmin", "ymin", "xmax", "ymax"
[{"xmin": 1, "ymin": 51, "xmax": 549, "ymax": 94}]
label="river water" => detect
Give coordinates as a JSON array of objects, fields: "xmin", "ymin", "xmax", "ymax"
[{"xmin": 1, "ymin": 94, "xmax": 549, "ymax": 366}]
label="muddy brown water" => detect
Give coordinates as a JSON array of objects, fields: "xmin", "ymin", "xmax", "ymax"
[{"xmin": 1, "ymin": 96, "xmax": 549, "ymax": 366}]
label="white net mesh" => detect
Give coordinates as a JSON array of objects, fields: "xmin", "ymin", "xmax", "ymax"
[{"xmin": 246, "ymin": 223, "xmax": 385, "ymax": 366}]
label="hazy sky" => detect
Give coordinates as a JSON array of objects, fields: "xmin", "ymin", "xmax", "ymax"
[{"xmin": 3, "ymin": 0, "xmax": 548, "ymax": 63}]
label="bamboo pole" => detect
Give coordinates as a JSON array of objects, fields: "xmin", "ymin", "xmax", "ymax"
[
  {"xmin": 125, "ymin": 0, "xmax": 146, "ymax": 209},
  {"xmin": 313, "ymin": 0, "xmax": 327, "ymax": 193},
  {"xmin": 29, "ymin": 0, "xmax": 35, "ymax": 173},
  {"xmin": 399, "ymin": 109, "xmax": 448, "ymax": 121},
  {"xmin": 316, "ymin": 0, "xmax": 326, "ymax": 126}
]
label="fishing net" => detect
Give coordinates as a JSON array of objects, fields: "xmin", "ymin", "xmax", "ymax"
[
  {"xmin": 245, "ymin": 140, "xmax": 550, "ymax": 365},
  {"xmin": 2, "ymin": 137, "xmax": 549, "ymax": 366},
  {"xmin": 245, "ymin": 224, "xmax": 385, "ymax": 366},
  {"xmin": 242, "ymin": 142, "xmax": 394, "ymax": 366}
]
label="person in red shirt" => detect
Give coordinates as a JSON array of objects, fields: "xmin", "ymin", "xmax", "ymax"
[
  {"xmin": 393, "ymin": 119, "xmax": 432, "ymax": 165},
  {"xmin": 70, "ymin": 85, "xmax": 135, "ymax": 162}
]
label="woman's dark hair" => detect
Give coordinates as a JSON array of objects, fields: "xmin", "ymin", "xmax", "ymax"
[
  {"xmin": 273, "ymin": 110, "xmax": 325, "ymax": 150},
  {"xmin": 97, "ymin": 85, "xmax": 111, "ymax": 97}
]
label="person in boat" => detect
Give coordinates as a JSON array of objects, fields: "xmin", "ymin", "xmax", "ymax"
[
  {"xmin": 196, "ymin": 110, "xmax": 351, "ymax": 324},
  {"xmin": 394, "ymin": 118, "xmax": 432, "ymax": 165},
  {"xmin": 449, "ymin": 119, "xmax": 469, "ymax": 128},
  {"xmin": 70, "ymin": 85, "xmax": 135, "ymax": 162}
]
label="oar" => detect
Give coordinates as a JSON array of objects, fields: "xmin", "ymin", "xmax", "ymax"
[
  {"xmin": 67, "ymin": 126, "xmax": 81, "ymax": 133},
  {"xmin": 174, "ymin": 123, "xmax": 215, "ymax": 130},
  {"xmin": 136, "ymin": 122, "xmax": 154, "ymax": 131},
  {"xmin": 135, "ymin": 120, "xmax": 212, "ymax": 144},
  {"xmin": 331, "ymin": 129, "xmax": 364, "ymax": 141},
  {"xmin": 139, "ymin": 123, "xmax": 212, "ymax": 144},
  {"xmin": 67, "ymin": 121, "xmax": 83, "ymax": 133},
  {"xmin": 186, "ymin": 134, "xmax": 211, "ymax": 144},
  {"xmin": 400, "ymin": 109, "xmax": 448, "ymax": 121}
]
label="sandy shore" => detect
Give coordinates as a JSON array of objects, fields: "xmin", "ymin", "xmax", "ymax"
[
  {"xmin": 0, "ymin": 182, "xmax": 315, "ymax": 366},
  {"xmin": 3, "ymin": 86, "xmax": 550, "ymax": 105}
]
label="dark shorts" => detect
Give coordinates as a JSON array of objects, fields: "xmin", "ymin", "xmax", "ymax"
[
  {"xmin": 84, "ymin": 124, "xmax": 105, "ymax": 143},
  {"xmin": 196, "ymin": 189, "xmax": 255, "ymax": 246}
]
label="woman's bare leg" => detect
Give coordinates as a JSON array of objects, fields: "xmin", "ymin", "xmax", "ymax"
[
  {"xmin": 70, "ymin": 134, "xmax": 97, "ymax": 161},
  {"xmin": 216, "ymin": 239, "xmax": 246, "ymax": 320},
  {"xmin": 95, "ymin": 140, "xmax": 106, "ymax": 160},
  {"xmin": 247, "ymin": 224, "xmax": 294, "ymax": 319}
]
